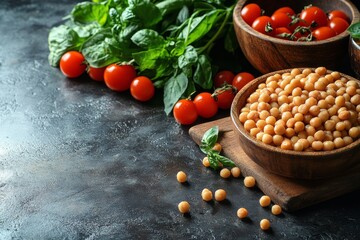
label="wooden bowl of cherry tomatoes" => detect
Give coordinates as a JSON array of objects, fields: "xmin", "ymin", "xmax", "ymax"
[{"xmin": 233, "ymin": 0, "xmax": 360, "ymax": 74}]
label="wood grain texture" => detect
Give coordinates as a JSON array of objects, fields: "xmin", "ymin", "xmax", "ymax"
[
  {"xmin": 189, "ymin": 117, "xmax": 360, "ymax": 212},
  {"xmin": 233, "ymin": 0, "xmax": 360, "ymax": 74}
]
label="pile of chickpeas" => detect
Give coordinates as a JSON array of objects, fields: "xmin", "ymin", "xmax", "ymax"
[{"xmin": 239, "ymin": 67, "xmax": 360, "ymax": 151}]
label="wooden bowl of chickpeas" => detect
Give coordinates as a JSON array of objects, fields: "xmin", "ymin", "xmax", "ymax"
[{"xmin": 231, "ymin": 67, "xmax": 360, "ymax": 179}]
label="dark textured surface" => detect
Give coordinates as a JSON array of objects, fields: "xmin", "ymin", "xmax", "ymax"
[{"xmin": 0, "ymin": 1, "xmax": 360, "ymax": 239}]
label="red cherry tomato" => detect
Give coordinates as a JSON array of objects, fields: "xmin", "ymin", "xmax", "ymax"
[
  {"xmin": 275, "ymin": 27, "xmax": 292, "ymax": 39},
  {"xmin": 328, "ymin": 17, "xmax": 350, "ymax": 35},
  {"xmin": 252, "ymin": 16, "xmax": 275, "ymax": 36},
  {"xmin": 271, "ymin": 12, "xmax": 292, "ymax": 28},
  {"xmin": 130, "ymin": 76, "xmax": 155, "ymax": 102},
  {"xmin": 241, "ymin": 3, "xmax": 262, "ymax": 26},
  {"xmin": 273, "ymin": 7, "xmax": 295, "ymax": 16},
  {"xmin": 104, "ymin": 64, "xmax": 137, "ymax": 92},
  {"xmin": 214, "ymin": 70, "xmax": 235, "ymax": 88},
  {"xmin": 173, "ymin": 99, "xmax": 198, "ymax": 125},
  {"xmin": 312, "ymin": 26, "xmax": 336, "ymax": 41},
  {"xmin": 88, "ymin": 66, "xmax": 106, "ymax": 81},
  {"xmin": 193, "ymin": 92, "xmax": 218, "ymax": 118},
  {"xmin": 300, "ymin": 6, "xmax": 328, "ymax": 28},
  {"xmin": 328, "ymin": 10, "xmax": 350, "ymax": 23},
  {"xmin": 232, "ymin": 72, "xmax": 255, "ymax": 92},
  {"xmin": 214, "ymin": 88, "xmax": 236, "ymax": 110},
  {"xmin": 59, "ymin": 51, "xmax": 87, "ymax": 78}
]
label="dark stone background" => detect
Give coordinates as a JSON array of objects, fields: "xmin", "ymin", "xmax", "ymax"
[{"xmin": 0, "ymin": 1, "xmax": 359, "ymax": 239}]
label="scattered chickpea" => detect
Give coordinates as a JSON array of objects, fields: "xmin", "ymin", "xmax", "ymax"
[
  {"xmin": 259, "ymin": 195, "xmax": 271, "ymax": 207},
  {"xmin": 178, "ymin": 201, "xmax": 190, "ymax": 214},
  {"xmin": 231, "ymin": 167, "xmax": 241, "ymax": 178},
  {"xmin": 260, "ymin": 219, "xmax": 271, "ymax": 230},
  {"xmin": 214, "ymin": 189, "xmax": 227, "ymax": 201},
  {"xmin": 212, "ymin": 142, "xmax": 222, "ymax": 152},
  {"xmin": 220, "ymin": 168, "xmax": 231, "ymax": 179},
  {"xmin": 201, "ymin": 188, "xmax": 213, "ymax": 202},
  {"xmin": 202, "ymin": 157, "xmax": 210, "ymax": 167},
  {"xmin": 176, "ymin": 171, "xmax": 187, "ymax": 183},
  {"xmin": 271, "ymin": 204, "xmax": 282, "ymax": 215},
  {"xmin": 237, "ymin": 208, "xmax": 248, "ymax": 219},
  {"xmin": 244, "ymin": 176, "xmax": 256, "ymax": 188}
]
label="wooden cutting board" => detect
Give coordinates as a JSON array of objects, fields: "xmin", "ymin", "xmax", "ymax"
[{"xmin": 189, "ymin": 117, "xmax": 360, "ymax": 212}]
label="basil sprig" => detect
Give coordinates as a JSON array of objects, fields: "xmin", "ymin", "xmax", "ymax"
[
  {"xmin": 200, "ymin": 126, "xmax": 235, "ymax": 170},
  {"xmin": 348, "ymin": 22, "xmax": 360, "ymax": 39}
]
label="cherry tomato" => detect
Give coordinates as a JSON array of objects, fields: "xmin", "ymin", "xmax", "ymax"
[
  {"xmin": 59, "ymin": 51, "xmax": 87, "ymax": 78},
  {"xmin": 173, "ymin": 99, "xmax": 198, "ymax": 125},
  {"xmin": 214, "ymin": 70, "xmax": 235, "ymax": 88},
  {"xmin": 275, "ymin": 27, "xmax": 292, "ymax": 39},
  {"xmin": 328, "ymin": 17, "xmax": 350, "ymax": 35},
  {"xmin": 271, "ymin": 12, "xmax": 292, "ymax": 28},
  {"xmin": 241, "ymin": 3, "xmax": 262, "ymax": 26},
  {"xmin": 193, "ymin": 92, "xmax": 218, "ymax": 118},
  {"xmin": 232, "ymin": 72, "xmax": 255, "ymax": 92},
  {"xmin": 252, "ymin": 16, "xmax": 275, "ymax": 36},
  {"xmin": 130, "ymin": 76, "xmax": 155, "ymax": 102},
  {"xmin": 273, "ymin": 7, "xmax": 295, "ymax": 16},
  {"xmin": 214, "ymin": 88, "xmax": 236, "ymax": 110},
  {"xmin": 88, "ymin": 66, "xmax": 106, "ymax": 81},
  {"xmin": 312, "ymin": 26, "xmax": 336, "ymax": 41},
  {"xmin": 300, "ymin": 6, "xmax": 328, "ymax": 28},
  {"xmin": 328, "ymin": 10, "xmax": 350, "ymax": 23},
  {"xmin": 104, "ymin": 64, "xmax": 137, "ymax": 92}
]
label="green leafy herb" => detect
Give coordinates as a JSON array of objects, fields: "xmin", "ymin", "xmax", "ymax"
[
  {"xmin": 348, "ymin": 22, "xmax": 360, "ymax": 39},
  {"xmin": 200, "ymin": 126, "xmax": 235, "ymax": 170},
  {"xmin": 48, "ymin": 0, "xmax": 239, "ymax": 114}
]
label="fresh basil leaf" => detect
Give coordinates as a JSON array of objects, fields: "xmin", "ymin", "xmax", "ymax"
[
  {"xmin": 81, "ymin": 29, "xmax": 122, "ymax": 67},
  {"xmin": 129, "ymin": 0, "xmax": 162, "ymax": 28},
  {"xmin": 164, "ymin": 72, "xmax": 188, "ymax": 115},
  {"xmin": 178, "ymin": 45, "xmax": 198, "ymax": 69},
  {"xmin": 48, "ymin": 25, "xmax": 84, "ymax": 67},
  {"xmin": 207, "ymin": 153, "xmax": 220, "ymax": 170},
  {"xmin": 180, "ymin": 10, "xmax": 222, "ymax": 45},
  {"xmin": 193, "ymin": 54, "xmax": 212, "ymax": 89},
  {"xmin": 216, "ymin": 154, "xmax": 235, "ymax": 167},
  {"xmin": 132, "ymin": 48, "xmax": 169, "ymax": 71},
  {"xmin": 200, "ymin": 126, "xmax": 219, "ymax": 154},
  {"xmin": 71, "ymin": 2, "xmax": 109, "ymax": 26},
  {"xmin": 170, "ymin": 39, "xmax": 186, "ymax": 57},
  {"xmin": 348, "ymin": 22, "xmax": 360, "ymax": 39},
  {"xmin": 131, "ymin": 29, "xmax": 165, "ymax": 49},
  {"xmin": 177, "ymin": 6, "xmax": 190, "ymax": 24}
]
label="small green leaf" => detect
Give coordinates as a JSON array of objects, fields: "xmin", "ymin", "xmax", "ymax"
[
  {"xmin": 131, "ymin": 29, "xmax": 165, "ymax": 49},
  {"xmin": 216, "ymin": 154, "xmax": 235, "ymax": 167},
  {"xmin": 163, "ymin": 72, "xmax": 189, "ymax": 115},
  {"xmin": 129, "ymin": 0, "xmax": 162, "ymax": 27},
  {"xmin": 193, "ymin": 54, "xmax": 212, "ymax": 89},
  {"xmin": 71, "ymin": 2, "xmax": 109, "ymax": 26},
  {"xmin": 200, "ymin": 126, "xmax": 219, "ymax": 154},
  {"xmin": 348, "ymin": 22, "xmax": 360, "ymax": 39},
  {"xmin": 207, "ymin": 152, "xmax": 220, "ymax": 170},
  {"xmin": 178, "ymin": 45, "xmax": 198, "ymax": 69}
]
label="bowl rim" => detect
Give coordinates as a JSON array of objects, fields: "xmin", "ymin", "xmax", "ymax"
[
  {"xmin": 230, "ymin": 68, "xmax": 360, "ymax": 158},
  {"xmin": 233, "ymin": 0, "xmax": 360, "ymax": 46}
]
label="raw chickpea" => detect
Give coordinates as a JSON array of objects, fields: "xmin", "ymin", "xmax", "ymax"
[
  {"xmin": 231, "ymin": 167, "xmax": 241, "ymax": 178},
  {"xmin": 351, "ymin": 94, "xmax": 360, "ymax": 105},
  {"xmin": 201, "ymin": 188, "xmax": 213, "ymax": 202},
  {"xmin": 343, "ymin": 136, "xmax": 353, "ymax": 146},
  {"xmin": 281, "ymin": 138, "xmax": 293, "ymax": 150},
  {"xmin": 265, "ymin": 116, "xmax": 277, "ymax": 126},
  {"xmin": 214, "ymin": 189, "xmax": 227, "ymax": 201},
  {"xmin": 178, "ymin": 201, "xmax": 190, "ymax": 214},
  {"xmin": 256, "ymin": 132, "xmax": 265, "ymax": 141},
  {"xmin": 294, "ymin": 121, "xmax": 305, "ymax": 133},
  {"xmin": 176, "ymin": 171, "xmax": 187, "ymax": 183},
  {"xmin": 220, "ymin": 168, "xmax": 231, "ymax": 179},
  {"xmin": 212, "ymin": 142, "xmax": 222, "ymax": 152},
  {"xmin": 237, "ymin": 208, "xmax": 248, "ymax": 219},
  {"xmin": 239, "ymin": 112, "xmax": 248, "ymax": 123},
  {"xmin": 256, "ymin": 119, "xmax": 266, "ymax": 130},
  {"xmin": 309, "ymin": 105, "xmax": 320, "ymax": 116},
  {"xmin": 271, "ymin": 205, "xmax": 282, "ymax": 215},
  {"xmin": 286, "ymin": 118, "xmax": 296, "ymax": 128},
  {"xmin": 310, "ymin": 117, "xmax": 322, "ymax": 128},
  {"xmin": 273, "ymin": 135, "xmax": 283, "ymax": 146},
  {"xmin": 314, "ymin": 130, "xmax": 325, "ymax": 141},
  {"xmin": 334, "ymin": 137, "xmax": 345, "ymax": 149},
  {"xmin": 349, "ymin": 127, "xmax": 360, "ymax": 138},
  {"xmin": 250, "ymin": 128, "xmax": 261, "ymax": 137},
  {"xmin": 259, "ymin": 110, "xmax": 270, "ymax": 119},
  {"xmin": 312, "ymin": 141, "xmax": 324, "ymax": 151},
  {"xmin": 335, "ymin": 95, "xmax": 346, "ymax": 107},
  {"xmin": 324, "ymin": 120, "xmax": 336, "ymax": 131},
  {"xmin": 315, "ymin": 66, "xmax": 327, "ymax": 76},
  {"xmin": 270, "ymin": 107, "xmax": 280, "ymax": 118},
  {"xmin": 298, "ymin": 104, "xmax": 309, "ymax": 114},
  {"xmin": 305, "ymin": 125, "xmax": 316, "ymax": 136},
  {"xmin": 282, "ymin": 111, "xmax": 293, "ymax": 122},
  {"xmin": 244, "ymin": 176, "xmax": 256, "ymax": 188},
  {"xmin": 285, "ymin": 128, "xmax": 295, "ymax": 138},
  {"xmin": 259, "ymin": 195, "xmax": 271, "ymax": 207},
  {"xmin": 293, "ymin": 141, "xmax": 304, "ymax": 151},
  {"xmin": 274, "ymin": 124, "xmax": 286, "ymax": 135},
  {"xmin": 260, "ymin": 219, "xmax": 271, "ymax": 231},
  {"xmin": 298, "ymin": 138, "xmax": 310, "ymax": 149},
  {"xmin": 263, "ymin": 125, "xmax": 275, "ymax": 135},
  {"xmin": 290, "ymin": 136, "xmax": 299, "ymax": 145},
  {"xmin": 333, "ymin": 130, "xmax": 342, "ymax": 138},
  {"xmin": 323, "ymin": 141, "xmax": 335, "ymax": 151},
  {"xmin": 262, "ymin": 133, "xmax": 273, "ymax": 144},
  {"xmin": 244, "ymin": 120, "xmax": 256, "ymax": 131},
  {"xmin": 202, "ymin": 157, "xmax": 210, "ymax": 167},
  {"xmin": 258, "ymin": 103, "xmax": 270, "ymax": 112},
  {"xmin": 336, "ymin": 121, "xmax": 346, "ymax": 131}
]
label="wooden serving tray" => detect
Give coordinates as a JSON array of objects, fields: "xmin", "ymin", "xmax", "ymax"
[{"xmin": 189, "ymin": 117, "xmax": 360, "ymax": 212}]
